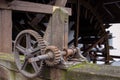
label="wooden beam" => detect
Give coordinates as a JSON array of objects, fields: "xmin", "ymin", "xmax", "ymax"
[
  {"xmin": 0, "ymin": 1, "xmax": 71, "ymax": 15},
  {"xmin": 55, "ymin": 0, "xmax": 68, "ymax": 6},
  {"xmin": 82, "ymin": 33, "xmax": 107, "ymax": 54},
  {"xmin": 44, "ymin": 8, "xmax": 69, "ymax": 50},
  {"xmin": 0, "ymin": 10, "xmax": 12, "ymax": 53},
  {"xmin": 74, "ymin": 0, "xmax": 80, "ymax": 47},
  {"xmin": 45, "ymin": 1, "xmax": 69, "ymax": 80},
  {"xmin": 50, "ymin": 8, "xmax": 69, "ymax": 80},
  {"xmin": 104, "ymin": 34, "xmax": 110, "ymax": 64},
  {"xmin": 5, "ymin": 0, "xmax": 13, "ymax": 2},
  {"xmin": 29, "ymin": 0, "xmax": 70, "ymax": 29}
]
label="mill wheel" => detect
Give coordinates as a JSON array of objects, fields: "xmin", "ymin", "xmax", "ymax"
[
  {"xmin": 14, "ymin": 30, "xmax": 46, "ymax": 78},
  {"xmin": 67, "ymin": 0, "xmax": 106, "ymax": 62}
]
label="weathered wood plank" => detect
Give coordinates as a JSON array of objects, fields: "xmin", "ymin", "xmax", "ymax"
[
  {"xmin": 75, "ymin": 0, "xmax": 80, "ymax": 47},
  {"xmin": 44, "ymin": 0, "xmax": 69, "ymax": 47},
  {"xmin": 51, "ymin": 8, "xmax": 68, "ymax": 49},
  {"xmin": 0, "ymin": 10, "xmax": 12, "ymax": 53},
  {"xmin": 44, "ymin": 8, "xmax": 69, "ymax": 80},
  {"xmin": 104, "ymin": 34, "xmax": 110, "ymax": 64},
  {"xmin": 5, "ymin": 0, "xmax": 13, "ymax": 2},
  {"xmin": 55, "ymin": 0, "xmax": 68, "ymax": 6},
  {"xmin": 82, "ymin": 33, "xmax": 107, "ymax": 54},
  {"xmin": 29, "ymin": 0, "xmax": 70, "ymax": 30},
  {"xmin": 44, "ymin": 8, "xmax": 68, "ymax": 50},
  {"xmin": 0, "ymin": 1, "xmax": 71, "ymax": 15}
]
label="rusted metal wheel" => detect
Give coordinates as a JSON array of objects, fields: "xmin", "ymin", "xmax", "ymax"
[
  {"xmin": 14, "ymin": 30, "xmax": 46, "ymax": 78},
  {"xmin": 44, "ymin": 46, "xmax": 61, "ymax": 66}
]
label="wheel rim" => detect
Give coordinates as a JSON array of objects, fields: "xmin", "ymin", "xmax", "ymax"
[{"xmin": 14, "ymin": 30, "xmax": 46, "ymax": 78}]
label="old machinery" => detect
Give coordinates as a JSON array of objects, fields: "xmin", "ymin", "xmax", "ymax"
[
  {"xmin": 14, "ymin": 30, "xmax": 87, "ymax": 78},
  {"xmin": 12, "ymin": 0, "xmax": 116, "ymax": 78},
  {"xmin": 14, "ymin": 30, "xmax": 46, "ymax": 78}
]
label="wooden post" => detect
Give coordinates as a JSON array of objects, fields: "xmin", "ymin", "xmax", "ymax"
[
  {"xmin": 104, "ymin": 34, "xmax": 110, "ymax": 64},
  {"xmin": 44, "ymin": 0, "xmax": 69, "ymax": 48},
  {"xmin": 44, "ymin": 8, "xmax": 69, "ymax": 80},
  {"xmin": 51, "ymin": 8, "xmax": 68, "ymax": 49},
  {"xmin": 0, "ymin": 10, "xmax": 12, "ymax": 53},
  {"xmin": 74, "ymin": 0, "xmax": 80, "ymax": 47},
  {"xmin": 55, "ymin": 0, "xmax": 68, "ymax": 6},
  {"xmin": 43, "ymin": 1, "xmax": 69, "ymax": 79},
  {"xmin": 44, "ymin": 8, "xmax": 68, "ymax": 50}
]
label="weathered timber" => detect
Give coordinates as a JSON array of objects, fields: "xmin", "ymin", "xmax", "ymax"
[
  {"xmin": 29, "ymin": 0, "xmax": 68, "ymax": 27},
  {"xmin": 0, "ymin": 53, "xmax": 120, "ymax": 80},
  {"xmin": 0, "ymin": 1, "xmax": 71, "ymax": 15},
  {"xmin": 74, "ymin": 0, "xmax": 80, "ymax": 47},
  {"xmin": 44, "ymin": 0, "xmax": 68, "ymax": 46},
  {"xmin": 55, "ymin": 0, "xmax": 68, "ymax": 6},
  {"xmin": 0, "ymin": 10, "xmax": 12, "ymax": 53},
  {"xmin": 44, "ymin": 8, "xmax": 69, "ymax": 50},
  {"xmin": 0, "ymin": 53, "xmax": 42, "ymax": 80},
  {"xmin": 44, "ymin": 8, "xmax": 69, "ymax": 80},
  {"xmin": 44, "ymin": 1, "xmax": 69, "ymax": 80},
  {"xmin": 82, "ymin": 33, "xmax": 107, "ymax": 54},
  {"xmin": 5, "ymin": 0, "xmax": 13, "ymax": 2},
  {"xmin": 104, "ymin": 34, "xmax": 110, "ymax": 64},
  {"xmin": 79, "ymin": 0, "xmax": 105, "ymax": 32}
]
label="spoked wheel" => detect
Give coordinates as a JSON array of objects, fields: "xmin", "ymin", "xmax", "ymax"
[{"xmin": 14, "ymin": 30, "xmax": 46, "ymax": 78}]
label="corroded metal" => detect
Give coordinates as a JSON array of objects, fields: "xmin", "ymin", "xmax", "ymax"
[{"xmin": 14, "ymin": 30, "xmax": 46, "ymax": 78}]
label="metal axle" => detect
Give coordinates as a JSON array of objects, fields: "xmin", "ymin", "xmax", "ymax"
[{"xmin": 28, "ymin": 48, "xmax": 77, "ymax": 63}]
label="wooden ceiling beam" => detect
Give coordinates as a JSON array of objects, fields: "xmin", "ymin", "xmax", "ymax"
[{"xmin": 0, "ymin": 1, "xmax": 71, "ymax": 15}]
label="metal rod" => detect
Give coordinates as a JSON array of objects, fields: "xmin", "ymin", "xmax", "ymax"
[{"xmin": 29, "ymin": 52, "xmax": 54, "ymax": 62}]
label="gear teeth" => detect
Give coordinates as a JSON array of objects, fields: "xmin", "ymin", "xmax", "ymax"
[
  {"xmin": 44, "ymin": 46, "xmax": 61, "ymax": 66},
  {"xmin": 14, "ymin": 29, "xmax": 46, "ymax": 78}
]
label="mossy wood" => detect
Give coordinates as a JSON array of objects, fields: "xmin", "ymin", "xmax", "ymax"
[{"xmin": 0, "ymin": 53, "xmax": 120, "ymax": 80}]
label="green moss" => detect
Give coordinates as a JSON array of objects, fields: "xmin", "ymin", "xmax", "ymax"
[
  {"xmin": 60, "ymin": 70, "xmax": 67, "ymax": 80},
  {"xmin": 67, "ymin": 63, "xmax": 100, "ymax": 71},
  {"xmin": 68, "ymin": 63, "xmax": 86, "ymax": 71},
  {"xmin": 0, "ymin": 53, "xmax": 14, "ymax": 62},
  {"xmin": 9, "ymin": 70, "xmax": 15, "ymax": 80}
]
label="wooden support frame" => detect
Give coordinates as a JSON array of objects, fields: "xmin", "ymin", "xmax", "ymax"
[
  {"xmin": 0, "ymin": 0, "xmax": 71, "ymax": 54},
  {"xmin": 28, "ymin": 0, "xmax": 69, "ymax": 27},
  {"xmin": 104, "ymin": 34, "xmax": 110, "ymax": 64},
  {"xmin": 74, "ymin": 0, "xmax": 80, "ymax": 47},
  {"xmin": 44, "ymin": 8, "xmax": 69, "ymax": 50},
  {"xmin": 0, "ymin": 1, "xmax": 71, "ymax": 15},
  {"xmin": 49, "ymin": 8, "xmax": 68, "ymax": 80},
  {"xmin": 0, "ymin": 10, "xmax": 12, "ymax": 53},
  {"xmin": 82, "ymin": 33, "xmax": 107, "ymax": 54}
]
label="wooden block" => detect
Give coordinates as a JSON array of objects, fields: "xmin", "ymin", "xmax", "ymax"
[{"xmin": 44, "ymin": 8, "xmax": 68, "ymax": 50}]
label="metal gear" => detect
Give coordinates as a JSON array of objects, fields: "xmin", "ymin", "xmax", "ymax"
[
  {"xmin": 14, "ymin": 29, "xmax": 46, "ymax": 78},
  {"xmin": 44, "ymin": 46, "xmax": 61, "ymax": 66}
]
